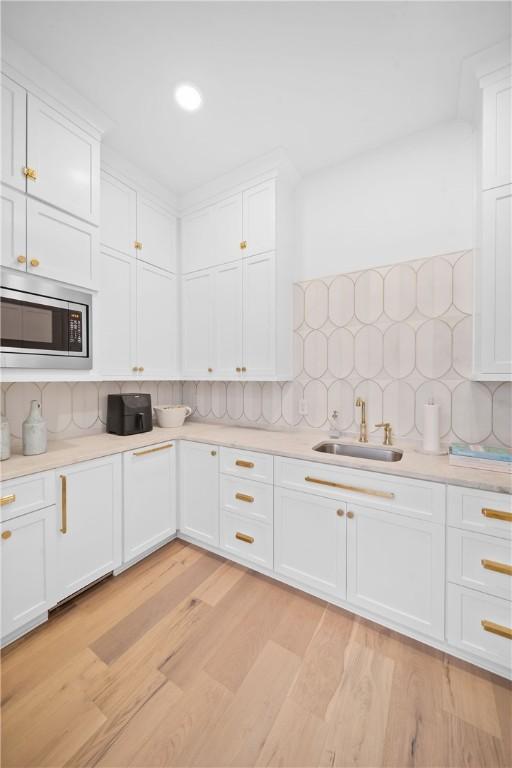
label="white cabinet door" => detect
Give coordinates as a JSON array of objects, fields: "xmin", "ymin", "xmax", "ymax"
[
  {"xmin": 181, "ymin": 206, "xmax": 213, "ymax": 273},
  {"xmin": 213, "ymin": 193, "xmax": 243, "ymax": 265},
  {"xmin": 1, "ymin": 506, "xmax": 56, "ymax": 639},
  {"xmin": 482, "ymin": 73, "xmax": 512, "ymax": 190},
  {"xmin": 137, "ymin": 195, "xmax": 177, "ymax": 273},
  {"xmin": 1, "ymin": 185, "xmax": 26, "ymax": 271},
  {"xmin": 477, "ymin": 185, "xmax": 512, "ymax": 377},
  {"xmin": 182, "ymin": 269, "xmax": 215, "ymax": 378},
  {"xmin": 26, "ymin": 197, "xmax": 98, "ymax": 288},
  {"xmin": 56, "ymin": 455, "xmax": 122, "ymax": 602},
  {"xmin": 26, "ymin": 94, "xmax": 100, "ymax": 224},
  {"xmin": 1, "ymin": 75, "xmax": 26, "ymax": 192},
  {"xmin": 99, "ymin": 247, "xmax": 137, "ymax": 377},
  {"xmin": 242, "ymin": 179, "xmax": 276, "ymax": 257},
  {"xmin": 346, "ymin": 503, "xmax": 445, "ymax": 640},
  {"xmin": 136, "ymin": 261, "xmax": 177, "ymax": 378},
  {"xmin": 179, "ymin": 441, "xmax": 219, "ymax": 546},
  {"xmin": 214, "ymin": 261, "xmax": 243, "ymax": 378},
  {"xmin": 274, "ymin": 487, "xmax": 346, "ymax": 598},
  {"xmin": 100, "ymin": 171, "xmax": 137, "ymax": 257},
  {"xmin": 243, "ymin": 252, "xmax": 275, "ymax": 377},
  {"xmin": 123, "ymin": 441, "xmax": 176, "ymax": 563}
]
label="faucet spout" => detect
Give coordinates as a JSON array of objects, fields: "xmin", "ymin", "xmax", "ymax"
[{"xmin": 355, "ymin": 397, "xmax": 368, "ymax": 443}]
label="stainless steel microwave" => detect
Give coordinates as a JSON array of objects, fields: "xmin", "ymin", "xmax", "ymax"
[{"xmin": 0, "ymin": 273, "xmax": 92, "ymax": 369}]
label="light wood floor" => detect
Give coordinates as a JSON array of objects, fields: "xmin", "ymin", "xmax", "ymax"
[{"xmin": 2, "ymin": 540, "xmax": 511, "ymax": 768}]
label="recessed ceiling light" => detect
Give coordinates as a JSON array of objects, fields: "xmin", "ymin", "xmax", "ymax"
[{"xmin": 174, "ymin": 83, "xmax": 202, "ymax": 112}]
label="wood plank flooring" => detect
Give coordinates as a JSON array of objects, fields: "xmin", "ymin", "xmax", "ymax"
[{"xmin": 2, "ymin": 539, "xmax": 511, "ymax": 767}]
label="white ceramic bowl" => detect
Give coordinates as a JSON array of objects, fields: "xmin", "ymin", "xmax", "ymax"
[{"xmin": 154, "ymin": 405, "xmax": 192, "ymax": 428}]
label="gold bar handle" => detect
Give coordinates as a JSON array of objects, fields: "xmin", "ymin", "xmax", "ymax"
[
  {"xmin": 236, "ymin": 532, "xmax": 254, "ymax": 544},
  {"xmin": 304, "ymin": 476, "xmax": 394, "ymax": 500},
  {"xmin": 481, "ymin": 620, "xmax": 512, "ymax": 640},
  {"xmin": 235, "ymin": 493, "xmax": 254, "ymax": 503},
  {"xmin": 482, "ymin": 508, "xmax": 512, "ymax": 523},
  {"xmin": 0, "ymin": 494, "xmax": 16, "ymax": 506},
  {"xmin": 236, "ymin": 460, "xmax": 254, "ymax": 469},
  {"xmin": 133, "ymin": 444, "xmax": 172, "ymax": 457},
  {"xmin": 481, "ymin": 559, "xmax": 512, "ymax": 576},
  {"xmin": 60, "ymin": 475, "xmax": 67, "ymax": 534}
]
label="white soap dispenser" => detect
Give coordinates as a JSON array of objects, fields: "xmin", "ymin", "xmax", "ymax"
[{"xmin": 329, "ymin": 410, "xmax": 341, "ymax": 439}]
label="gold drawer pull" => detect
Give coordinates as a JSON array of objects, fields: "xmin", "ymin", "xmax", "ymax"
[
  {"xmin": 235, "ymin": 493, "xmax": 254, "ymax": 503},
  {"xmin": 0, "ymin": 494, "xmax": 16, "ymax": 506},
  {"xmin": 236, "ymin": 532, "xmax": 254, "ymax": 544},
  {"xmin": 134, "ymin": 240, "xmax": 143, "ymax": 250},
  {"xmin": 236, "ymin": 460, "xmax": 254, "ymax": 469},
  {"xmin": 240, "ymin": 240, "xmax": 247, "ymax": 250},
  {"xmin": 60, "ymin": 475, "xmax": 67, "ymax": 534},
  {"xmin": 482, "ymin": 508, "xmax": 512, "ymax": 523},
  {"xmin": 2, "ymin": 530, "xmax": 12, "ymax": 540},
  {"xmin": 481, "ymin": 620, "xmax": 512, "ymax": 640},
  {"xmin": 304, "ymin": 476, "xmax": 394, "ymax": 500},
  {"xmin": 481, "ymin": 559, "xmax": 512, "ymax": 576},
  {"xmin": 133, "ymin": 444, "xmax": 172, "ymax": 457}
]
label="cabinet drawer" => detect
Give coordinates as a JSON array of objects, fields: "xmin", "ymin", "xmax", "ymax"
[
  {"xmin": 447, "ymin": 485, "xmax": 512, "ymax": 539},
  {"xmin": 220, "ymin": 510, "xmax": 273, "ymax": 569},
  {"xmin": 446, "ymin": 584, "xmax": 512, "ymax": 673},
  {"xmin": 447, "ymin": 528, "xmax": 512, "ymax": 601},
  {"xmin": 275, "ymin": 457, "xmax": 445, "ymax": 523},
  {"xmin": 0, "ymin": 472, "xmax": 55, "ymax": 522},
  {"xmin": 220, "ymin": 447, "xmax": 273, "ymax": 484},
  {"xmin": 220, "ymin": 475, "xmax": 273, "ymax": 524}
]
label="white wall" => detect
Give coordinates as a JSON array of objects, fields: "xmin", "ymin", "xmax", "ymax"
[{"xmin": 297, "ymin": 120, "xmax": 474, "ymax": 280}]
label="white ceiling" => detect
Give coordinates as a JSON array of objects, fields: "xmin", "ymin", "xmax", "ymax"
[{"xmin": 2, "ymin": 1, "xmax": 509, "ymax": 195}]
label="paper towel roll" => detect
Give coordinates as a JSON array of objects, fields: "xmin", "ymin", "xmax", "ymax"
[{"xmin": 423, "ymin": 401, "xmax": 440, "ymax": 453}]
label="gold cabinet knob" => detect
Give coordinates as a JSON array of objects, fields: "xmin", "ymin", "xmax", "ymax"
[
  {"xmin": 134, "ymin": 241, "xmax": 143, "ymax": 250},
  {"xmin": 132, "ymin": 366, "xmax": 138, "ymax": 372},
  {"xmin": 17, "ymin": 255, "xmax": 27, "ymax": 264},
  {"xmin": 208, "ymin": 367, "xmax": 213, "ymax": 373},
  {"xmin": 236, "ymin": 367, "xmax": 241, "ymax": 373},
  {"xmin": 1, "ymin": 530, "xmax": 12, "ymax": 540},
  {"xmin": 30, "ymin": 258, "xmax": 40, "ymax": 268},
  {"xmin": 23, "ymin": 167, "xmax": 37, "ymax": 180},
  {"xmin": 211, "ymin": 450, "xmax": 217, "ymax": 456},
  {"xmin": 138, "ymin": 367, "xmax": 144, "ymax": 373},
  {"xmin": 347, "ymin": 511, "xmax": 354, "ymax": 519},
  {"xmin": 337, "ymin": 509, "xmax": 344, "ymax": 517},
  {"xmin": 240, "ymin": 241, "xmax": 247, "ymax": 250},
  {"xmin": 241, "ymin": 367, "xmax": 247, "ymax": 373}
]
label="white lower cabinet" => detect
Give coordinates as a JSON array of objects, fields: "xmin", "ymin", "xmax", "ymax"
[
  {"xmin": 123, "ymin": 441, "xmax": 177, "ymax": 563},
  {"xmin": 220, "ymin": 510, "xmax": 273, "ymax": 569},
  {"xmin": 1, "ymin": 506, "xmax": 56, "ymax": 639},
  {"xmin": 179, "ymin": 441, "xmax": 219, "ymax": 546},
  {"xmin": 274, "ymin": 487, "xmax": 346, "ymax": 598},
  {"xmin": 346, "ymin": 503, "xmax": 445, "ymax": 640},
  {"xmin": 56, "ymin": 455, "xmax": 122, "ymax": 602}
]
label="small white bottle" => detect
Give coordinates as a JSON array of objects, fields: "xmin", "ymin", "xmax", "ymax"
[
  {"xmin": 329, "ymin": 410, "xmax": 341, "ymax": 439},
  {"xmin": 0, "ymin": 415, "xmax": 11, "ymax": 460},
  {"xmin": 22, "ymin": 400, "xmax": 47, "ymax": 456}
]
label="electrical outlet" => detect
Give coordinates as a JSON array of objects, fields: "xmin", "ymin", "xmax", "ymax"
[{"xmin": 299, "ymin": 398, "xmax": 308, "ymax": 415}]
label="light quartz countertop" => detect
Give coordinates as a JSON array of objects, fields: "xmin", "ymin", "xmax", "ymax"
[{"xmin": 1, "ymin": 422, "xmax": 511, "ymax": 494}]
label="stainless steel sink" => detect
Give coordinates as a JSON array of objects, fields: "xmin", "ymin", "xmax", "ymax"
[{"xmin": 312, "ymin": 441, "xmax": 403, "ymax": 462}]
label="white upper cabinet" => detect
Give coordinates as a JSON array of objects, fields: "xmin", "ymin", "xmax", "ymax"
[
  {"xmin": 1, "ymin": 75, "xmax": 26, "ymax": 192},
  {"xmin": 214, "ymin": 261, "xmax": 244, "ymax": 378},
  {"xmin": 182, "ymin": 269, "xmax": 215, "ymax": 378},
  {"xmin": 482, "ymin": 72, "xmax": 512, "ymax": 191},
  {"xmin": 181, "ymin": 206, "xmax": 213, "ymax": 273},
  {"xmin": 137, "ymin": 195, "xmax": 177, "ymax": 273},
  {"xmin": 99, "ymin": 247, "xmax": 137, "ymax": 377},
  {"xmin": 26, "ymin": 197, "xmax": 98, "ymax": 289},
  {"xmin": 214, "ymin": 193, "xmax": 243, "ymax": 265},
  {"xmin": 100, "ymin": 171, "xmax": 137, "ymax": 257},
  {"xmin": 242, "ymin": 179, "xmax": 276, "ymax": 257},
  {"xmin": 26, "ymin": 94, "xmax": 100, "ymax": 225},
  {"xmin": 243, "ymin": 252, "xmax": 276, "ymax": 377},
  {"xmin": 474, "ymin": 64, "xmax": 512, "ymax": 380},
  {"xmin": 1, "ymin": 185, "xmax": 26, "ymax": 271},
  {"xmin": 136, "ymin": 261, "xmax": 177, "ymax": 378}
]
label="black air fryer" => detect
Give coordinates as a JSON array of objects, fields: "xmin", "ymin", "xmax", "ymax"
[{"xmin": 107, "ymin": 393, "xmax": 153, "ymax": 435}]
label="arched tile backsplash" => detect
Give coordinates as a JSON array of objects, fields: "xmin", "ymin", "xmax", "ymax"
[{"xmin": 2, "ymin": 251, "xmax": 511, "ymax": 447}]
